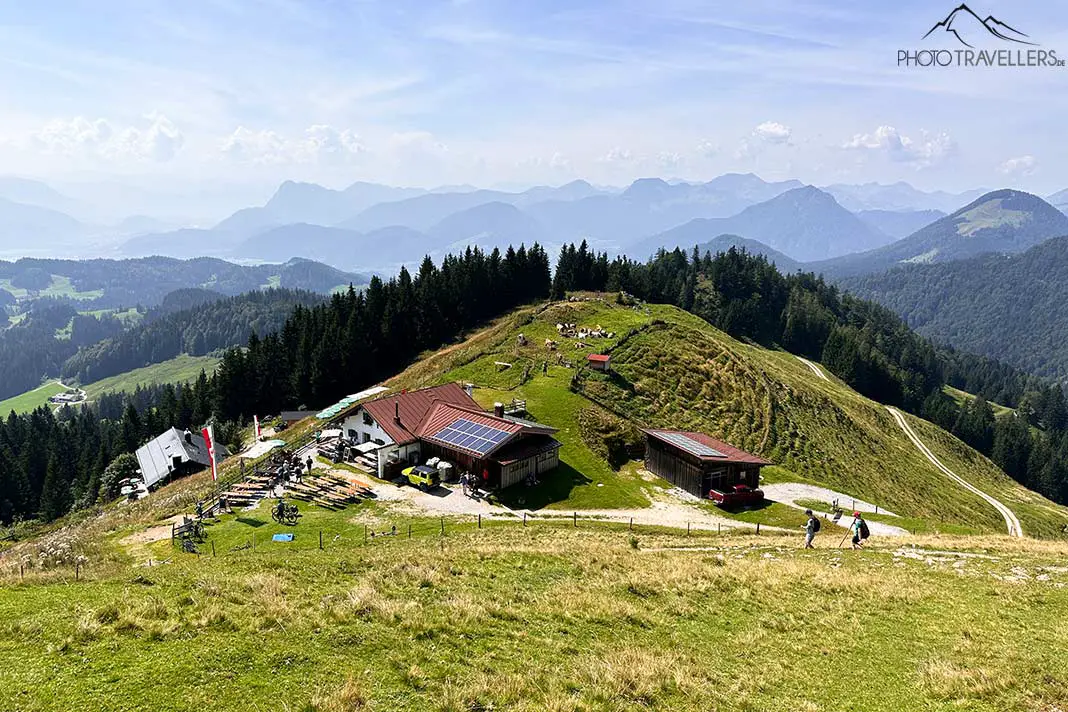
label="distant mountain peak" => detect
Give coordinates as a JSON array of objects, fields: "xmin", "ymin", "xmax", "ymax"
[{"xmin": 622, "ymin": 177, "xmax": 674, "ymax": 201}]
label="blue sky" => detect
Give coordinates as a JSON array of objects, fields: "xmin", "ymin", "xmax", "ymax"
[{"xmin": 1, "ymin": 0, "xmax": 1066, "ymax": 195}]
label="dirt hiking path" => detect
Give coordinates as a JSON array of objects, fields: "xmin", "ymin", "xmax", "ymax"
[{"xmin": 887, "ymin": 406, "xmax": 1023, "ymax": 538}]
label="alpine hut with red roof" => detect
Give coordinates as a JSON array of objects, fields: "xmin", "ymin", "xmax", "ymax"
[
  {"xmin": 338, "ymin": 383, "xmax": 561, "ymax": 488},
  {"xmin": 642, "ymin": 429, "xmax": 771, "ymax": 507}
]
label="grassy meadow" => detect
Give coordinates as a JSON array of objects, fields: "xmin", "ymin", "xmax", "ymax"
[
  {"xmin": 2, "ymin": 498, "xmax": 1068, "ymax": 712},
  {"xmin": 81, "ymin": 354, "xmax": 221, "ymax": 400},
  {"xmin": 0, "ymin": 381, "xmax": 69, "ymax": 416},
  {"xmin": 0, "ymin": 275, "xmax": 103, "ymax": 301}
]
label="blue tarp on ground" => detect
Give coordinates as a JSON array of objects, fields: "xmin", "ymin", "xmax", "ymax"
[{"xmin": 272, "ymin": 533, "xmax": 294, "ymax": 542}]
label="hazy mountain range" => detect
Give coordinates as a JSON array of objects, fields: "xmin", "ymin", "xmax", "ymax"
[
  {"xmin": 634, "ymin": 186, "xmax": 895, "ymax": 262},
  {"xmin": 112, "ymin": 175, "xmax": 991, "ymax": 270},
  {"xmin": 3, "ymin": 173, "xmax": 1067, "ymax": 278}
]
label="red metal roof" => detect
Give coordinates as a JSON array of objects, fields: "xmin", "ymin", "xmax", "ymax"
[
  {"xmin": 643, "ymin": 429, "xmax": 772, "ymax": 465},
  {"xmin": 587, "ymin": 354, "xmax": 611, "ymax": 362},
  {"xmin": 361, "ymin": 383, "xmax": 479, "ymax": 445}
]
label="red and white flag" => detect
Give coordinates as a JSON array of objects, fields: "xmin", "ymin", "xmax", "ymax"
[
  {"xmin": 201, "ymin": 425, "xmax": 218, "ymax": 482},
  {"xmin": 254, "ymin": 415, "xmax": 261, "ymax": 441}
]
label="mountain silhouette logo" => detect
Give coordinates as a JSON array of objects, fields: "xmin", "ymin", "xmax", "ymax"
[{"xmin": 923, "ymin": 4, "xmax": 1038, "ymax": 48}]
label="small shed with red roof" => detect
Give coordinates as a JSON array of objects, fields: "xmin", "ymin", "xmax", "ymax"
[
  {"xmin": 642, "ymin": 429, "xmax": 772, "ymax": 506},
  {"xmin": 587, "ymin": 353, "xmax": 611, "ymax": 371}
]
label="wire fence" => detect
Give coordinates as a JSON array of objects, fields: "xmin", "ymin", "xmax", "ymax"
[{"xmin": 2, "ymin": 507, "xmax": 794, "ymax": 585}]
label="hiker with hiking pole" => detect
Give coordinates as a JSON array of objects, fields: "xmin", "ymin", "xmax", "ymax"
[{"xmin": 846, "ymin": 511, "xmax": 870, "ymax": 550}]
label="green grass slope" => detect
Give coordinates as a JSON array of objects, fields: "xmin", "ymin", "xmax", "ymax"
[
  {"xmin": 81, "ymin": 354, "xmax": 221, "ymax": 400},
  {"xmin": 387, "ymin": 296, "xmax": 1068, "ymax": 535},
  {"xmin": 3, "ymin": 519, "xmax": 1068, "ymax": 712},
  {"xmin": 0, "ymin": 380, "xmax": 68, "ymax": 415}
]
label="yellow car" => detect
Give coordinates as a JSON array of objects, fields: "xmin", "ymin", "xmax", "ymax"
[{"xmin": 401, "ymin": 465, "xmax": 440, "ymax": 491}]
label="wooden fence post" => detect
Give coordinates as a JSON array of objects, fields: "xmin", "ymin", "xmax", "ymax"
[
  {"xmin": 211, "ymin": 541, "xmax": 216, "ymax": 557},
  {"xmin": 687, "ymin": 522, "xmax": 691, "ymax": 536},
  {"xmin": 319, "ymin": 531, "xmax": 323, "ymax": 550},
  {"xmin": 478, "ymin": 514, "xmax": 482, "ymax": 530},
  {"xmin": 629, "ymin": 517, "xmax": 633, "ymax": 531},
  {"xmin": 573, "ymin": 511, "xmax": 577, "ymax": 528},
  {"xmin": 20, "ymin": 563, "xmax": 24, "ymax": 581},
  {"xmin": 408, "ymin": 523, "xmax": 412, "ymax": 539},
  {"xmin": 76, "ymin": 562, "xmax": 79, "ymax": 581},
  {"xmin": 523, "ymin": 513, "xmax": 527, "ymax": 527},
  {"xmin": 756, "ymin": 523, "xmax": 761, "ymax": 535}
]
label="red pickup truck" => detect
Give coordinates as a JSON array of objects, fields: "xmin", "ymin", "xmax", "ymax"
[{"xmin": 708, "ymin": 483, "xmax": 765, "ymax": 508}]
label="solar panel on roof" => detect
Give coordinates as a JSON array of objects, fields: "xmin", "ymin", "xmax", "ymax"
[
  {"xmin": 431, "ymin": 417, "xmax": 514, "ymax": 455},
  {"xmin": 657, "ymin": 432, "xmax": 725, "ymax": 458}
]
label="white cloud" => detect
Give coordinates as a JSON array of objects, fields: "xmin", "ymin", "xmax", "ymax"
[
  {"xmin": 517, "ymin": 151, "xmax": 571, "ymax": 171},
  {"xmin": 221, "ymin": 126, "xmax": 290, "ymax": 164},
  {"xmin": 998, "ymin": 155, "xmax": 1037, "ymax": 177},
  {"xmin": 27, "ymin": 114, "xmax": 184, "ymax": 163},
  {"xmin": 753, "ymin": 121, "xmax": 792, "ymax": 145},
  {"xmin": 734, "ymin": 121, "xmax": 794, "ymax": 160},
  {"xmin": 695, "ymin": 139, "xmax": 718, "ymax": 158},
  {"xmin": 32, "ymin": 117, "xmax": 113, "ymax": 155},
  {"xmin": 656, "ymin": 151, "xmax": 682, "ymax": 171},
  {"xmin": 300, "ymin": 125, "xmax": 365, "ymax": 163},
  {"xmin": 600, "ymin": 146, "xmax": 635, "ymax": 164},
  {"xmin": 221, "ymin": 124, "xmax": 366, "ymax": 165},
  {"xmin": 842, "ymin": 125, "xmax": 954, "ymax": 168}
]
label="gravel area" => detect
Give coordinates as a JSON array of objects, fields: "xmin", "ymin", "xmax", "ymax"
[{"xmin": 762, "ymin": 482, "xmax": 908, "ymax": 536}]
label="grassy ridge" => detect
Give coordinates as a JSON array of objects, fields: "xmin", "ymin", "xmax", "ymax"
[
  {"xmin": 3, "ymin": 515, "xmax": 1068, "ymax": 711},
  {"xmin": 387, "ymin": 297, "xmax": 1068, "ymax": 534}
]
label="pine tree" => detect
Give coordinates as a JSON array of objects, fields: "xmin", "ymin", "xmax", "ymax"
[{"xmin": 38, "ymin": 450, "xmax": 71, "ymax": 521}]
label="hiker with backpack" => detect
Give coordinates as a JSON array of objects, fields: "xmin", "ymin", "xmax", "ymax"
[
  {"xmin": 804, "ymin": 509, "xmax": 820, "ymax": 548},
  {"xmin": 851, "ymin": 511, "xmax": 870, "ymax": 550}
]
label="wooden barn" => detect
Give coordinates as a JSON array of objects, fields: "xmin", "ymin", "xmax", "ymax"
[{"xmin": 642, "ymin": 429, "xmax": 770, "ymax": 506}]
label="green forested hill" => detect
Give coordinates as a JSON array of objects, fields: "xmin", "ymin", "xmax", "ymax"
[
  {"xmin": 815, "ymin": 189, "xmax": 1068, "ymax": 277},
  {"xmin": 61, "ymin": 288, "xmax": 324, "ymax": 384},
  {"xmin": 844, "ymin": 236, "xmax": 1068, "ymax": 379}
]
